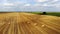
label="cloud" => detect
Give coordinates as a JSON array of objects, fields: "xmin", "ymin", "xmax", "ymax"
[
  {"xmin": 33, "ymin": 3, "xmax": 51, "ymax": 7},
  {"xmin": 3, "ymin": 3, "xmax": 14, "ymax": 6},
  {"xmin": 24, "ymin": 4, "xmax": 31, "ymax": 6},
  {"xmin": 47, "ymin": 0, "xmax": 59, "ymax": 4},
  {"xmin": 0, "ymin": 0, "xmax": 60, "ymax": 11},
  {"xmin": 42, "ymin": 3, "xmax": 48, "ymax": 6},
  {"xmin": 33, "ymin": 4, "xmax": 42, "ymax": 6},
  {"xmin": 52, "ymin": 4, "xmax": 60, "ymax": 8},
  {"xmin": 35, "ymin": 0, "xmax": 48, "ymax": 2},
  {"xmin": 54, "ymin": 0, "xmax": 58, "ymax": 2}
]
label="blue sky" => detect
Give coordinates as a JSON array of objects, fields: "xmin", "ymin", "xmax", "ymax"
[{"xmin": 0, "ymin": 0, "xmax": 60, "ymax": 12}]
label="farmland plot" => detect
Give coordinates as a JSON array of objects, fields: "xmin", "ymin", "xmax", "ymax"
[{"xmin": 0, "ymin": 12, "xmax": 60, "ymax": 34}]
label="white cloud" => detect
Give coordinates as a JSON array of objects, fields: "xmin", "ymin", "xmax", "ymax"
[
  {"xmin": 34, "ymin": 4, "xmax": 41, "ymax": 6},
  {"xmin": 53, "ymin": 4, "xmax": 60, "ymax": 8},
  {"xmin": 33, "ymin": 3, "xmax": 50, "ymax": 7},
  {"xmin": 24, "ymin": 4, "xmax": 31, "ymax": 6},
  {"xmin": 3, "ymin": 3, "xmax": 14, "ymax": 6},
  {"xmin": 14, "ymin": 1, "xmax": 26, "ymax": 4},
  {"xmin": 42, "ymin": 3, "xmax": 48, "ymax": 6},
  {"xmin": 36, "ymin": 0, "xmax": 48, "ymax": 2},
  {"xmin": 51, "ymin": 0, "xmax": 58, "ymax": 3},
  {"xmin": 47, "ymin": 0, "xmax": 59, "ymax": 4},
  {"xmin": 42, "ymin": 3, "xmax": 60, "ymax": 8},
  {"xmin": 54, "ymin": 0, "xmax": 58, "ymax": 2}
]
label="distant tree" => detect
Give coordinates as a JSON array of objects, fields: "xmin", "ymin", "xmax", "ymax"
[{"xmin": 42, "ymin": 12, "xmax": 46, "ymax": 15}]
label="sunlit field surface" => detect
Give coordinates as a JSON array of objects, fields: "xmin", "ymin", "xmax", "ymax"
[{"xmin": 0, "ymin": 12, "xmax": 60, "ymax": 34}]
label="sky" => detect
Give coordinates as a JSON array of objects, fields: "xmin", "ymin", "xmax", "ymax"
[{"xmin": 0, "ymin": 0, "xmax": 60, "ymax": 12}]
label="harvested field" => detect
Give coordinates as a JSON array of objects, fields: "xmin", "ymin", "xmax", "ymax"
[{"xmin": 0, "ymin": 12, "xmax": 60, "ymax": 34}]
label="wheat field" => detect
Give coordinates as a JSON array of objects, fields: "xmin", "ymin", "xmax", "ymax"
[{"xmin": 0, "ymin": 12, "xmax": 60, "ymax": 34}]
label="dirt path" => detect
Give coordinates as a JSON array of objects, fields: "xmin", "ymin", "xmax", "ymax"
[{"xmin": 0, "ymin": 12, "xmax": 60, "ymax": 34}]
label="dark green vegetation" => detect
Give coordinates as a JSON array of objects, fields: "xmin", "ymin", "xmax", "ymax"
[{"xmin": 30, "ymin": 12, "xmax": 60, "ymax": 17}]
